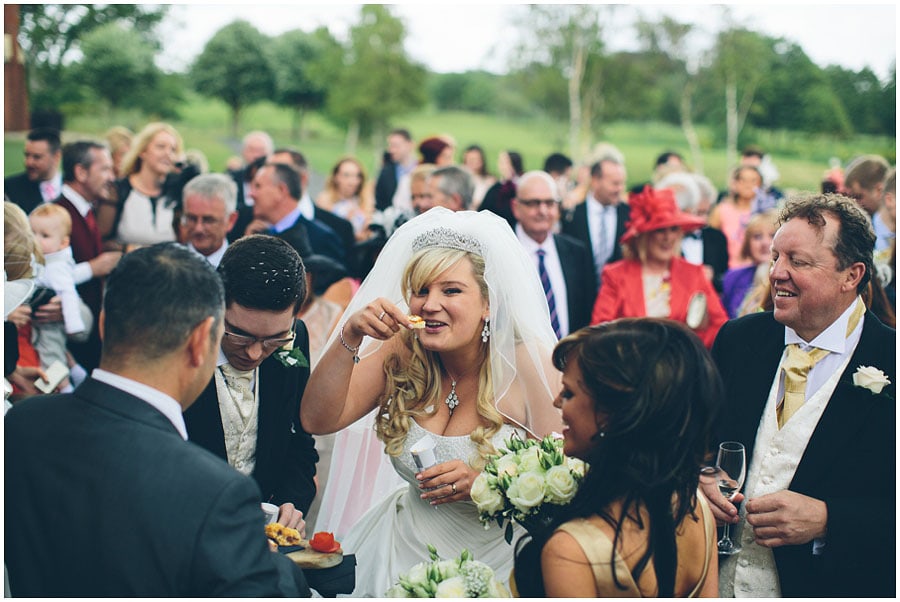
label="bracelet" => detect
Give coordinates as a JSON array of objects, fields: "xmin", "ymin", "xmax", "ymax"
[{"xmin": 339, "ymin": 322, "xmax": 360, "ymax": 364}]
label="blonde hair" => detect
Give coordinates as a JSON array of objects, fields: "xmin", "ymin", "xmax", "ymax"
[
  {"xmin": 739, "ymin": 209, "xmax": 778, "ymax": 261},
  {"xmin": 375, "ymin": 247, "xmax": 503, "ymax": 468},
  {"xmin": 5, "ymin": 201, "xmax": 42, "ymax": 279},
  {"xmin": 119, "ymin": 122, "xmax": 183, "ymax": 177},
  {"xmin": 30, "ymin": 203, "xmax": 72, "ymax": 237},
  {"xmin": 104, "ymin": 126, "xmax": 133, "ymax": 156}
]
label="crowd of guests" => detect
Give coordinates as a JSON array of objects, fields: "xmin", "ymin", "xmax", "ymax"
[{"xmin": 4, "ymin": 122, "xmax": 896, "ymax": 597}]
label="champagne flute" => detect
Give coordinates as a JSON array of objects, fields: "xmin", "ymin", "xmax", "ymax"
[{"xmin": 716, "ymin": 441, "xmax": 746, "ymax": 555}]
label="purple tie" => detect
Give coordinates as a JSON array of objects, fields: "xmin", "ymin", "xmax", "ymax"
[{"xmin": 537, "ymin": 249, "xmax": 562, "ymax": 339}]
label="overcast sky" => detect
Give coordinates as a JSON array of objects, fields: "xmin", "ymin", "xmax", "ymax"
[{"xmin": 156, "ymin": 3, "xmax": 897, "ymax": 80}]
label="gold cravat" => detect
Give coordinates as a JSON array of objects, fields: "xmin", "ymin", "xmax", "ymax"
[
  {"xmin": 219, "ymin": 364, "xmax": 255, "ymax": 421},
  {"xmin": 777, "ymin": 299, "xmax": 865, "ymax": 429}
]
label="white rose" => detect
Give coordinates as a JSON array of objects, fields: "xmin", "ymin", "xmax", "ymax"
[
  {"xmin": 544, "ymin": 464, "xmax": 577, "ymax": 504},
  {"xmin": 489, "ymin": 580, "xmax": 512, "ymax": 598},
  {"xmin": 566, "ymin": 456, "xmax": 586, "ymax": 478},
  {"xmin": 853, "ymin": 365, "xmax": 891, "ymax": 394},
  {"xmin": 385, "ymin": 584, "xmax": 411, "ymax": 597},
  {"xmin": 471, "ymin": 473, "xmax": 505, "ymax": 515},
  {"xmin": 405, "ymin": 561, "xmax": 429, "ymax": 586},
  {"xmin": 517, "ymin": 447, "xmax": 542, "ymax": 473},
  {"xmin": 495, "ymin": 454, "xmax": 519, "ymax": 477},
  {"xmin": 435, "ymin": 576, "xmax": 467, "ymax": 598},
  {"xmin": 434, "ymin": 559, "xmax": 460, "ymax": 580},
  {"xmin": 507, "ymin": 471, "xmax": 545, "ymax": 512}
]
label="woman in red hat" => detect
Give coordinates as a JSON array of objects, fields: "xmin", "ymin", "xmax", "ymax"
[{"xmin": 590, "ymin": 186, "xmax": 728, "ymax": 348}]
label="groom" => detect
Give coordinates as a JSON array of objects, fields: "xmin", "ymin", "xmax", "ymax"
[{"xmin": 705, "ymin": 193, "xmax": 895, "ymax": 597}]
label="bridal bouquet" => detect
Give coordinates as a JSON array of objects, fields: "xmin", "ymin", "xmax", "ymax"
[
  {"xmin": 470, "ymin": 434, "xmax": 586, "ymax": 543},
  {"xmin": 385, "ymin": 545, "xmax": 510, "ymax": 598}
]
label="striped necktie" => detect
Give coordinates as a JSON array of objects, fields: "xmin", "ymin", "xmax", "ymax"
[{"xmin": 537, "ymin": 249, "xmax": 562, "ymax": 339}]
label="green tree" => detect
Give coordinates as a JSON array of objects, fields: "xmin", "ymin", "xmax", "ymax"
[
  {"xmin": 271, "ymin": 27, "xmax": 341, "ymax": 141},
  {"xmin": 190, "ymin": 20, "xmax": 276, "ymax": 137},
  {"xmin": 73, "ymin": 23, "xmax": 160, "ymax": 118},
  {"xmin": 326, "ymin": 5, "xmax": 427, "ymax": 152},
  {"xmin": 18, "ymin": 4, "xmax": 168, "ymax": 110}
]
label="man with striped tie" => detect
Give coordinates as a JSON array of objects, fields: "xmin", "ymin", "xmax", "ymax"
[{"xmin": 511, "ymin": 171, "xmax": 596, "ymax": 338}]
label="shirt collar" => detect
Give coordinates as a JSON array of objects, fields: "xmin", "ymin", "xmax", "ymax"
[
  {"xmin": 60, "ymin": 184, "xmax": 92, "ymax": 217},
  {"xmin": 91, "ymin": 368, "xmax": 188, "ymax": 440},
  {"xmin": 784, "ymin": 296, "xmax": 865, "ymax": 353},
  {"xmin": 187, "ymin": 239, "xmax": 228, "ymax": 268},
  {"xmin": 271, "ymin": 204, "xmax": 303, "ymax": 233},
  {"xmin": 515, "ymin": 223, "xmax": 553, "ymax": 252},
  {"xmin": 298, "ymin": 192, "xmax": 316, "ymax": 220}
]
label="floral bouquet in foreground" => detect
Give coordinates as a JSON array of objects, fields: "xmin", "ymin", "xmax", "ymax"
[
  {"xmin": 385, "ymin": 545, "xmax": 510, "ymax": 598},
  {"xmin": 470, "ymin": 434, "xmax": 587, "ymax": 543}
]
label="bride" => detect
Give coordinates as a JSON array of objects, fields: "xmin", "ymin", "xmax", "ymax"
[{"xmin": 300, "ymin": 207, "xmax": 562, "ymax": 596}]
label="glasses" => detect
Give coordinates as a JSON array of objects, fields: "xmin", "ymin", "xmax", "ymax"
[
  {"xmin": 517, "ymin": 198, "xmax": 560, "ymax": 209},
  {"xmin": 223, "ymin": 329, "xmax": 294, "ymax": 351},
  {"xmin": 181, "ymin": 214, "xmax": 224, "ymax": 227}
]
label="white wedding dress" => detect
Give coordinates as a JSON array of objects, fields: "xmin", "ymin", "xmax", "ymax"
[{"xmin": 341, "ymin": 419, "xmax": 524, "ymax": 597}]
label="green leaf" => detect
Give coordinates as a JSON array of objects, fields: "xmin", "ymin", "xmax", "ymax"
[{"xmin": 504, "ymin": 521, "xmax": 513, "ymax": 545}]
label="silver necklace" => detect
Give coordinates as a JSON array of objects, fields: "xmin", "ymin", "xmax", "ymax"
[{"xmin": 444, "ymin": 368, "xmax": 463, "ymax": 415}]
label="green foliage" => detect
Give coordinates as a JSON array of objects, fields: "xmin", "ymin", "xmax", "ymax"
[
  {"xmin": 18, "ymin": 4, "xmax": 168, "ymax": 110},
  {"xmin": 190, "ymin": 20, "xmax": 276, "ymax": 136},
  {"xmin": 325, "ymin": 5, "xmax": 427, "ymax": 143},
  {"xmin": 430, "ymin": 71, "xmax": 499, "ymax": 113}
]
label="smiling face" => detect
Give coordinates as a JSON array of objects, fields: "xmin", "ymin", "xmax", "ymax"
[
  {"xmin": 24, "ymin": 140, "xmax": 60, "ymax": 182},
  {"xmin": 748, "ymin": 226, "xmax": 775, "ymax": 264},
  {"xmin": 406, "ymin": 254, "xmax": 488, "ymax": 355},
  {"xmin": 643, "ymin": 225, "xmax": 682, "ymax": 267},
  {"xmin": 553, "ymin": 358, "xmax": 603, "ymax": 459},
  {"xmin": 139, "ymin": 130, "xmax": 178, "ymax": 177},
  {"xmin": 769, "ymin": 214, "xmax": 859, "ymax": 341}
]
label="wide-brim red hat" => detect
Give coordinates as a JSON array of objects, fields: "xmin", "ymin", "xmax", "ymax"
[{"xmin": 620, "ymin": 185, "xmax": 706, "ymax": 244}]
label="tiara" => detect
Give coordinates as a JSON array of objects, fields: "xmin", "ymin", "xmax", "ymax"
[{"xmin": 412, "ymin": 227, "xmax": 484, "ymax": 256}]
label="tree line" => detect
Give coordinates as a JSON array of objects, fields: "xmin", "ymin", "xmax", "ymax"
[{"xmin": 18, "ymin": 4, "xmax": 896, "ymax": 161}]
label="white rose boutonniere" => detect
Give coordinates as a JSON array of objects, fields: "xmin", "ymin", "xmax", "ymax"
[
  {"xmin": 275, "ymin": 339, "xmax": 309, "ymax": 369},
  {"xmin": 852, "ymin": 365, "xmax": 891, "ymax": 395}
]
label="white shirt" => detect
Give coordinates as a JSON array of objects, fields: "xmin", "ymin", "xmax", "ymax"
[
  {"xmin": 516, "ymin": 225, "xmax": 570, "ymax": 337},
  {"xmin": 586, "ymin": 194, "xmax": 617, "ymax": 270},
  {"xmin": 60, "ymin": 184, "xmax": 96, "ymax": 286},
  {"xmin": 91, "ymin": 368, "xmax": 188, "ymax": 440},
  {"xmin": 39, "ymin": 173, "xmax": 63, "ymax": 203},
  {"xmin": 188, "ymin": 240, "xmax": 228, "ymax": 268},
  {"xmin": 298, "ymin": 192, "xmax": 316, "ymax": 221},
  {"xmin": 681, "ymin": 230, "xmax": 704, "ymax": 266}
]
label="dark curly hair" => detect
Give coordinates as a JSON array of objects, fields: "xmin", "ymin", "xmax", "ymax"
[{"xmin": 514, "ymin": 318, "xmax": 721, "ymax": 596}]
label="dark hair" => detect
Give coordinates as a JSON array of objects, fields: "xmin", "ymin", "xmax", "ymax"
[
  {"xmin": 303, "ymin": 254, "xmax": 348, "ymax": 297},
  {"xmin": 102, "ymin": 243, "xmax": 224, "ymax": 362},
  {"xmin": 590, "ymin": 158, "xmax": 622, "ymax": 179},
  {"xmin": 265, "ymin": 161, "xmax": 303, "ymax": 200},
  {"xmin": 514, "ymin": 319, "xmax": 721, "ymax": 597},
  {"xmin": 389, "ymin": 128, "xmax": 412, "ymax": 141},
  {"xmin": 463, "ymin": 144, "xmax": 488, "ymax": 176},
  {"xmin": 741, "ymin": 145, "xmax": 764, "ymax": 159},
  {"xmin": 779, "ymin": 193, "xmax": 876, "ymax": 294},
  {"xmin": 507, "ymin": 151, "xmax": 524, "ymax": 177},
  {"xmin": 272, "ymin": 147, "xmax": 308, "ymax": 173},
  {"xmin": 655, "ymin": 151, "xmax": 684, "ymax": 168},
  {"xmin": 218, "ymin": 234, "xmax": 307, "ymax": 313},
  {"xmin": 62, "ymin": 141, "xmax": 106, "ymax": 182},
  {"xmin": 543, "ymin": 152, "xmax": 573, "ymax": 175},
  {"xmin": 243, "ymin": 155, "xmax": 268, "ymax": 184},
  {"xmin": 27, "ymin": 127, "xmax": 62, "ymax": 154}
]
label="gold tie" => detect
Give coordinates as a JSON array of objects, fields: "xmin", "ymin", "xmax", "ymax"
[{"xmin": 777, "ymin": 299, "xmax": 866, "ymax": 429}]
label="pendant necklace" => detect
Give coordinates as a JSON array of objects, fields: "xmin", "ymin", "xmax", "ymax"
[{"xmin": 443, "ymin": 367, "xmax": 466, "ymax": 415}]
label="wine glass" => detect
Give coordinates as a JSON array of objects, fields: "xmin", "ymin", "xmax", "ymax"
[{"xmin": 715, "ymin": 441, "xmax": 746, "ymax": 555}]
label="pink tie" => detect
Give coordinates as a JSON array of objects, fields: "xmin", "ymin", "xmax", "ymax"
[{"xmin": 40, "ymin": 180, "xmax": 56, "ymax": 202}]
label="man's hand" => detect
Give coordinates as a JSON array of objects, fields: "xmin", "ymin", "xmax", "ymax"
[
  {"xmin": 745, "ymin": 490, "xmax": 827, "ymax": 548},
  {"xmin": 34, "ymin": 296, "xmax": 63, "ymax": 324},
  {"xmin": 7, "ymin": 304, "xmax": 31, "ymax": 328},
  {"xmin": 244, "ymin": 219, "xmax": 273, "ymax": 236},
  {"xmin": 699, "ymin": 467, "xmax": 744, "ymax": 525},
  {"xmin": 8, "ymin": 365, "xmax": 48, "ymax": 397},
  {"xmin": 88, "ymin": 251, "xmax": 123, "ymax": 277},
  {"xmin": 277, "ymin": 503, "xmax": 306, "ymax": 539}
]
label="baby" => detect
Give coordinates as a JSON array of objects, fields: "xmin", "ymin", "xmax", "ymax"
[{"xmin": 29, "ymin": 204, "xmax": 88, "ymax": 374}]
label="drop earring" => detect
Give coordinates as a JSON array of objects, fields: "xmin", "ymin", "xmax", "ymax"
[{"xmin": 481, "ymin": 317, "xmax": 490, "ymax": 343}]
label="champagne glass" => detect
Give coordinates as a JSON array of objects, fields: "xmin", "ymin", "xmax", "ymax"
[{"xmin": 716, "ymin": 441, "xmax": 746, "ymax": 555}]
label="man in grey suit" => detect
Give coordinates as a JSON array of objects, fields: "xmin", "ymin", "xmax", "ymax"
[{"xmin": 5, "ymin": 243, "xmax": 309, "ymax": 596}]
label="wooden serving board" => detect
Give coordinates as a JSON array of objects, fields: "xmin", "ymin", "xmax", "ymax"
[{"xmin": 284, "ymin": 540, "xmax": 343, "ymax": 569}]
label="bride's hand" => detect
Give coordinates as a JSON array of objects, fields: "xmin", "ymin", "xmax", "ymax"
[
  {"xmin": 344, "ymin": 298, "xmax": 413, "ymax": 343},
  {"xmin": 417, "ymin": 459, "xmax": 479, "ymax": 506}
]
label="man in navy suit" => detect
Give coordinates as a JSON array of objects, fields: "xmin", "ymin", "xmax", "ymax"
[
  {"xmin": 512, "ymin": 171, "xmax": 596, "ymax": 337},
  {"xmin": 705, "ymin": 194, "xmax": 895, "ymax": 597},
  {"xmin": 561, "ymin": 158, "xmax": 630, "ymax": 292},
  {"xmin": 5, "ymin": 243, "xmax": 309, "ymax": 596},
  {"xmin": 5, "ymin": 127, "xmax": 62, "ymax": 214},
  {"xmin": 184, "ymin": 234, "xmax": 319, "ymax": 517}
]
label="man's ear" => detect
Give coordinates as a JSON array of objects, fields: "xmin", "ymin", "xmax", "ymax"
[
  {"xmin": 225, "ymin": 211, "xmax": 238, "ymax": 233},
  {"xmin": 842, "ymin": 262, "xmax": 866, "ymax": 292},
  {"xmin": 186, "ymin": 316, "xmax": 216, "ymax": 367}
]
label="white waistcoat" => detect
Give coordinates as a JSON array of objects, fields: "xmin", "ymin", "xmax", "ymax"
[{"xmin": 720, "ymin": 348, "xmax": 854, "ymax": 597}]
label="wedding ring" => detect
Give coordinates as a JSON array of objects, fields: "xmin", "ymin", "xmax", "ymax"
[
  {"xmin": 451, "ymin": 482, "xmax": 457, "ymax": 495},
  {"xmin": 378, "ymin": 310, "xmax": 386, "ymax": 321}
]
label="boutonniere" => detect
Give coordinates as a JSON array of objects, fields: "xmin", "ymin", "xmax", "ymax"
[
  {"xmin": 852, "ymin": 365, "xmax": 891, "ymax": 396},
  {"xmin": 275, "ymin": 339, "xmax": 308, "ymax": 369}
]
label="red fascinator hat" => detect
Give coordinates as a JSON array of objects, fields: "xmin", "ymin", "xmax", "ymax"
[{"xmin": 620, "ymin": 185, "xmax": 706, "ymax": 244}]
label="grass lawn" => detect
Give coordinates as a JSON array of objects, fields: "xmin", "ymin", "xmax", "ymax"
[{"xmin": 5, "ymin": 95, "xmax": 895, "ymax": 196}]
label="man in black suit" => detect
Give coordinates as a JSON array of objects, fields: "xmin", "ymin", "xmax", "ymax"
[
  {"xmin": 704, "ymin": 194, "xmax": 895, "ymax": 597},
  {"xmin": 374, "ymin": 128, "xmax": 416, "ymax": 211},
  {"xmin": 5, "ymin": 127, "xmax": 62, "ymax": 214},
  {"xmin": 512, "ymin": 171, "xmax": 596, "ymax": 337},
  {"xmin": 561, "ymin": 158, "xmax": 630, "ymax": 292},
  {"xmin": 5, "ymin": 243, "xmax": 309, "ymax": 596},
  {"xmin": 271, "ymin": 148, "xmax": 357, "ymax": 275},
  {"xmin": 244, "ymin": 162, "xmax": 314, "ymax": 258},
  {"xmin": 184, "ymin": 235, "xmax": 319, "ymax": 516}
]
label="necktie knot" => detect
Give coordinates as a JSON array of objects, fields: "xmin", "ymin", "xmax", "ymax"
[
  {"xmin": 220, "ymin": 364, "xmax": 253, "ymax": 389},
  {"xmin": 778, "ymin": 344, "xmax": 829, "ymax": 428}
]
